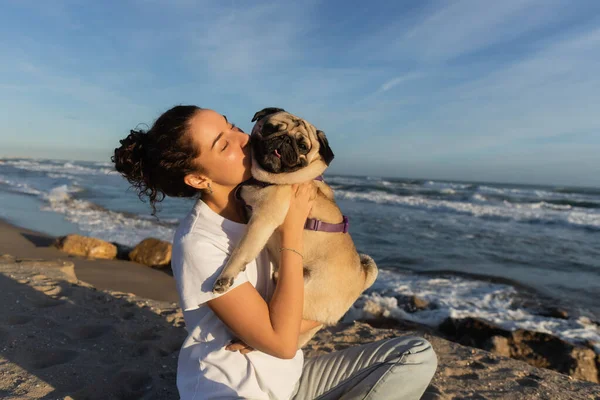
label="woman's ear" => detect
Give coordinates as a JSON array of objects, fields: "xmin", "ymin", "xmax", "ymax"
[{"xmin": 184, "ymin": 173, "xmax": 210, "ymax": 190}]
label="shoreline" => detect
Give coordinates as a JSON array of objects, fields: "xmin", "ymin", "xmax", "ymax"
[
  {"xmin": 1, "ymin": 252, "xmax": 598, "ymax": 398},
  {"xmin": 0, "ymin": 217, "xmax": 178, "ymax": 303},
  {"xmin": 1, "ymin": 216, "xmax": 599, "ymax": 386}
]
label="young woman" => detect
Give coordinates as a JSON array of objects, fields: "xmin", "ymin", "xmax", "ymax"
[{"xmin": 113, "ymin": 105, "xmax": 437, "ymax": 399}]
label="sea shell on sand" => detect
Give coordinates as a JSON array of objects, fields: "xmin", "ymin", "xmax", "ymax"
[
  {"xmin": 54, "ymin": 234, "xmax": 117, "ymax": 260},
  {"xmin": 129, "ymin": 238, "xmax": 172, "ymax": 268}
]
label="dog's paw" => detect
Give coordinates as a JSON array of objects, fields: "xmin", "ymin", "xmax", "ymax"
[{"xmin": 213, "ymin": 277, "xmax": 234, "ymax": 294}]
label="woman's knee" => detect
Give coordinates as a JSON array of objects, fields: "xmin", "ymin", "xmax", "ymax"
[
  {"xmin": 382, "ymin": 336, "xmax": 436, "ymax": 365},
  {"xmin": 364, "ymin": 335, "xmax": 438, "ymax": 377},
  {"xmin": 358, "ymin": 338, "xmax": 437, "ymax": 400},
  {"xmin": 398, "ymin": 337, "xmax": 437, "ymax": 375}
]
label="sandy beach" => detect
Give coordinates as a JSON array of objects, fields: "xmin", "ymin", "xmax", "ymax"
[{"xmin": 1, "ymin": 219, "xmax": 599, "ymax": 399}]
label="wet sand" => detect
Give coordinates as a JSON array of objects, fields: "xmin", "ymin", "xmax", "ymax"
[{"xmin": 0, "ymin": 218, "xmax": 177, "ymax": 303}]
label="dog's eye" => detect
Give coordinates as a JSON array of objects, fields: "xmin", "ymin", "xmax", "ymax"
[{"xmin": 298, "ymin": 142, "xmax": 308, "ymax": 151}]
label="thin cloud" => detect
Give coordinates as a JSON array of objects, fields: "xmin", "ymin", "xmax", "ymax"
[
  {"xmin": 181, "ymin": 2, "xmax": 317, "ymax": 76},
  {"xmin": 378, "ymin": 72, "xmax": 423, "ymax": 92},
  {"xmin": 351, "ymin": 0, "xmax": 573, "ymax": 64}
]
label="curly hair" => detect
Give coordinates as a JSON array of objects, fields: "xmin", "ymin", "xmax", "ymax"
[{"xmin": 111, "ymin": 105, "xmax": 203, "ymax": 216}]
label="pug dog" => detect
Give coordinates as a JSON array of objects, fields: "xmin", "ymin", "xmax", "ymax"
[{"xmin": 213, "ymin": 107, "xmax": 378, "ymax": 347}]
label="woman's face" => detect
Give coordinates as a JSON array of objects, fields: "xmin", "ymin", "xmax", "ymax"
[{"xmin": 187, "ymin": 109, "xmax": 252, "ymax": 187}]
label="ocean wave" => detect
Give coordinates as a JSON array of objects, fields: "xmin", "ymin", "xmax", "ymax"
[
  {"xmin": 555, "ymin": 186, "xmax": 600, "ymax": 196},
  {"xmin": 345, "ymin": 270, "xmax": 600, "ymax": 353},
  {"xmin": 40, "ymin": 186, "xmax": 176, "ymax": 246},
  {"xmin": 471, "ymin": 193, "xmax": 600, "ymax": 210},
  {"xmin": 0, "ymin": 178, "xmax": 175, "ymax": 246},
  {"xmin": 478, "ymin": 185, "xmax": 548, "ymax": 198},
  {"xmin": 478, "ymin": 185, "xmax": 600, "ymax": 203},
  {"xmin": 2, "ymin": 159, "xmax": 116, "ymax": 177},
  {"xmin": 335, "ymin": 189, "xmax": 600, "ymax": 230},
  {"xmin": 324, "ymin": 176, "xmax": 370, "ymax": 186},
  {"xmin": 0, "ymin": 175, "xmax": 43, "ymax": 196},
  {"xmin": 91, "ymin": 161, "xmax": 113, "ymax": 167},
  {"xmin": 327, "ymin": 181, "xmax": 467, "ymax": 200},
  {"xmin": 327, "ymin": 177, "xmax": 600, "ymax": 208},
  {"xmin": 425, "ymin": 180, "xmax": 473, "ymax": 190},
  {"xmin": 471, "ymin": 193, "xmax": 487, "ymax": 202}
]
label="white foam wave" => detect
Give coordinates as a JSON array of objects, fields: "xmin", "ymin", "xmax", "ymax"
[
  {"xmin": 335, "ymin": 189, "xmax": 600, "ymax": 229},
  {"xmin": 2, "ymin": 159, "xmax": 117, "ymax": 176},
  {"xmin": 0, "ymin": 175, "xmax": 43, "ymax": 196},
  {"xmin": 40, "ymin": 186, "xmax": 175, "ymax": 246},
  {"xmin": 525, "ymin": 201, "xmax": 572, "ymax": 211},
  {"xmin": 345, "ymin": 270, "xmax": 600, "ymax": 353},
  {"xmin": 92, "ymin": 161, "xmax": 112, "ymax": 167},
  {"xmin": 425, "ymin": 180, "xmax": 471, "ymax": 190},
  {"xmin": 478, "ymin": 185, "xmax": 598, "ymax": 203},
  {"xmin": 44, "ymin": 185, "xmax": 84, "ymax": 200},
  {"xmin": 325, "ymin": 176, "xmax": 368, "ymax": 186},
  {"xmin": 471, "ymin": 193, "xmax": 487, "ymax": 202},
  {"xmin": 477, "ymin": 185, "xmax": 559, "ymax": 199},
  {"xmin": 47, "ymin": 173, "xmax": 72, "ymax": 179},
  {"xmin": 440, "ymin": 188, "xmax": 456, "ymax": 194}
]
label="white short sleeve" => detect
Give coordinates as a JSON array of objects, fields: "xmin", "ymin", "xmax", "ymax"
[{"xmin": 175, "ymin": 234, "xmax": 251, "ymax": 311}]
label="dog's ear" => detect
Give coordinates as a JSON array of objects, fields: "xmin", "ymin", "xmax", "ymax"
[
  {"xmin": 251, "ymin": 107, "xmax": 285, "ymax": 122},
  {"xmin": 316, "ymin": 130, "xmax": 334, "ymax": 165}
]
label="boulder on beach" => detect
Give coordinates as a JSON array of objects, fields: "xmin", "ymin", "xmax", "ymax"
[
  {"xmin": 129, "ymin": 238, "xmax": 172, "ymax": 268},
  {"xmin": 54, "ymin": 234, "xmax": 117, "ymax": 260},
  {"xmin": 439, "ymin": 317, "xmax": 599, "ymax": 383},
  {"xmin": 394, "ymin": 294, "xmax": 434, "ymax": 313}
]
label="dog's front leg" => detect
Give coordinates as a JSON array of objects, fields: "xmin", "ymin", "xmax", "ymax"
[{"xmin": 213, "ymin": 186, "xmax": 290, "ymax": 294}]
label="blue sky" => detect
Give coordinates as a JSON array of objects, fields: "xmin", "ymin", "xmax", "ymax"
[{"xmin": 0, "ymin": 0, "xmax": 599, "ymax": 187}]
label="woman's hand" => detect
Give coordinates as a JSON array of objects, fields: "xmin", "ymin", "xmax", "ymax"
[
  {"xmin": 279, "ymin": 182, "xmax": 317, "ymax": 241},
  {"xmin": 226, "ymin": 338, "xmax": 255, "ymax": 354}
]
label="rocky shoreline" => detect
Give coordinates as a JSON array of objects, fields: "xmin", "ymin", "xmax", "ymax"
[
  {"xmin": 1, "ymin": 253, "xmax": 599, "ymax": 399},
  {"xmin": 48, "ymin": 232, "xmax": 600, "ymax": 385},
  {"xmin": 354, "ymin": 293, "xmax": 600, "ymax": 385},
  {"xmin": 308, "ymin": 322, "xmax": 600, "ymax": 400},
  {"xmin": 1, "ymin": 222, "xmax": 599, "ymax": 398}
]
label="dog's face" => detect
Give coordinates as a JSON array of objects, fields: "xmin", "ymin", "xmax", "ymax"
[{"xmin": 250, "ymin": 107, "xmax": 334, "ymax": 174}]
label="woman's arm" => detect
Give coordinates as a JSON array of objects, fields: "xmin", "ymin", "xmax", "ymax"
[
  {"xmin": 225, "ymin": 319, "xmax": 322, "ymax": 355},
  {"xmin": 207, "ymin": 182, "xmax": 316, "ymax": 359},
  {"xmin": 300, "ymin": 319, "xmax": 322, "ymax": 333}
]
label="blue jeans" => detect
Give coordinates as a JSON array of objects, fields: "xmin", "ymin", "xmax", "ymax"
[{"xmin": 292, "ymin": 336, "xmax": 437, "ymax": 399}]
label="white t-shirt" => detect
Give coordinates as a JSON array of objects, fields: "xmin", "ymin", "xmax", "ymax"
[{"xmin": 171, "ymin": 199, "xmax": 304, "ymax": 400}]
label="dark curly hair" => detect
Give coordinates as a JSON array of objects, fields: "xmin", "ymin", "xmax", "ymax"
[{"xmin": 111, "ymin": 105, "xmax": 203, "ymax": 216}]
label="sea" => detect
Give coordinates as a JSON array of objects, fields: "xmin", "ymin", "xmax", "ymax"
[{"xmin": 1, "ymin": 157, "xmax": 599, "ymax": 352}]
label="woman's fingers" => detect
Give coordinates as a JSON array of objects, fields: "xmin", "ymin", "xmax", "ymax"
[
  {"xmin": 308, "ymin": 184, "xmax": 317, "ymax": 200},
  {"xmin": 295, "ymin": 182, "xmax": 313, "ymax": 197},
  {"xmin": 225, "ymin": 341, "xmax": 254, "ymax": 353}
]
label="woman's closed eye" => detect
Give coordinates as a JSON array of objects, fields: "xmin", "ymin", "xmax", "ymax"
[{"xmin": 220, "ymin": 124, "xmax": 238, "ymax": 151}]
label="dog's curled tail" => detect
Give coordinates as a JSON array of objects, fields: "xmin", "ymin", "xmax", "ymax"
[{"xmin": 359, "ymin": 253, "xmax": 378, "ymax": 290}]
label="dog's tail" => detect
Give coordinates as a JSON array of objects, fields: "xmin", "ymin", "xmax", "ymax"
[{"xmin": 359, "ymin": 253, "xmax": 378, "ymax": 290}]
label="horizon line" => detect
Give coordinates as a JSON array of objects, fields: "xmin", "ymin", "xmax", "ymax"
[{"xmin": 1, "ymin": 155, "xmax": 599, "ymax": 191}]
